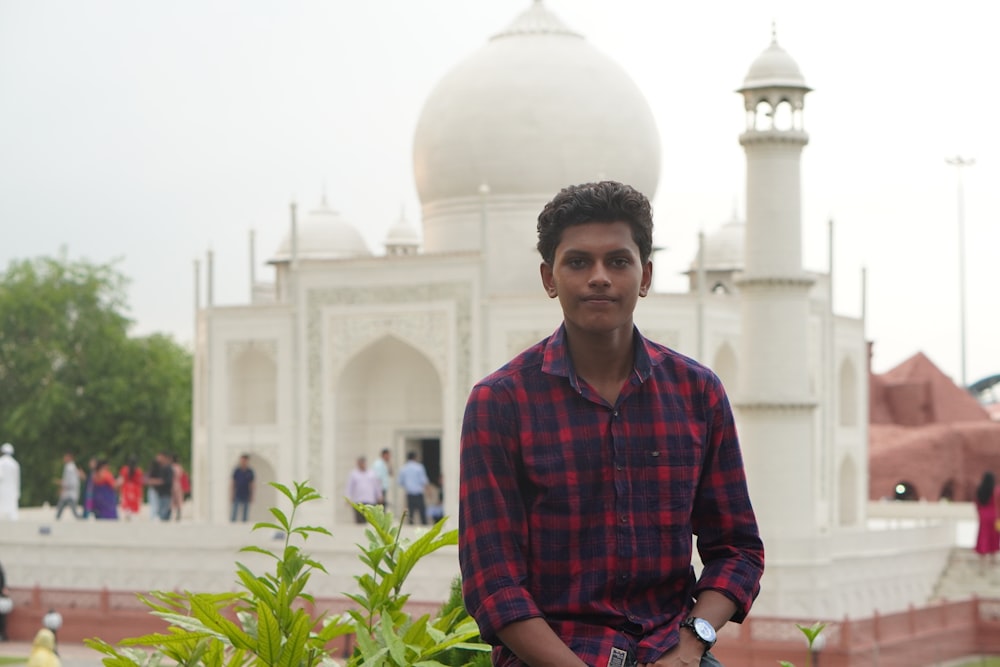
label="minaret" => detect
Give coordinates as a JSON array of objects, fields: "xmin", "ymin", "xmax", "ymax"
[{"xmin": 735, "ymin": 31, "xmax": 821, "ymax": 543}]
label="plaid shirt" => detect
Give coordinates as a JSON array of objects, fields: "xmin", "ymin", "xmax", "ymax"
[{"xmin": 459, "ymin": 325, "xmax": 763, "ymax": 667}]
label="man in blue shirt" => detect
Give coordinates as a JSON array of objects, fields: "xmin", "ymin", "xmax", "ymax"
[
  {"xmin": 398, "ymin": 451, "xmax": 430, "ymax": 525},
  {"xmin": 230, "ymin": 454, "xmax": 255, "ymax": 523}
]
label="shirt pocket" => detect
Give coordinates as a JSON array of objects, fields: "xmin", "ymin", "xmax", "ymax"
[{"xmin": 641, "ymin": 446, "xmax": 699, "ymax": 527}]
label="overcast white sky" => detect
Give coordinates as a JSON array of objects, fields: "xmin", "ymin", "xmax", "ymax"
[{"xmin": 1, "ymin": 0, "xmax": 997, "ymax": 386}]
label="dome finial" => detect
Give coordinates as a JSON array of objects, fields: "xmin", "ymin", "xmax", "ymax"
[{"xmin": 770, "ymin": 20, "xmax": 778, "ymax": 44}]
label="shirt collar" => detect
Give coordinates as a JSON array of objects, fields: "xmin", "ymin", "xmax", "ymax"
[{"xmin": 541, "ymin": 323, "xmax": 656, "ymax": 389}]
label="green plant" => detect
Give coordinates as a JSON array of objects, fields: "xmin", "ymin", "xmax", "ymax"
[
  {"xmin": 778, "ymin": 622, "xmax": 827, "ymax": 667},
  {"xmin": 84, "ymin": 481, "xmax": 490, "ymax": 666}
]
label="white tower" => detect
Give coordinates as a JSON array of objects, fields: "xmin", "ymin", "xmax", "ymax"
[{"xmin": 735, "ymin": 33, "xmax": 820, "ymax": 545}]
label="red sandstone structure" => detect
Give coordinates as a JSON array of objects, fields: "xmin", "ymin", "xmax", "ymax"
[{"xmin": 869, "ymin": 351, "xmax": 1000, "ymax": 502}]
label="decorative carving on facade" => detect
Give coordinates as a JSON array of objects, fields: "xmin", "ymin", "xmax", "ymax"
[
  {"xmin": 643, "ymin": 329, "xmax": 681, "ymax": 349},
  {"xmin": 304, "ymin": 283, "xmax": 473, "ymax": 475},
  {"xmin": 226, "ymin": 339, "xmax": 278, "ymax": 363},
  {"xmin": 506, "ymin": 330, "xmax": 552, "ymax": 358}
]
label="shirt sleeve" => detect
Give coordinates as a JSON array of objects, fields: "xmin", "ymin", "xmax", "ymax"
[
  {"xmin": 459, "ymin": 382, "xmax": 543, "ymax": 644},
  {"xmin": 690, "ymin": 374, "xmax": 765, "ymax": 622}
]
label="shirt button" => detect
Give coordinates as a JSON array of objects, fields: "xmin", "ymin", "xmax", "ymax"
[{"xmin": 621, "ymin": 515, "xmax": 628, "ymax": 524}]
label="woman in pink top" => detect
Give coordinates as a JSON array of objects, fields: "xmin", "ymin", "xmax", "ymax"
[{"xmin": 974, "ymin": 471, "xmax": 1000, "ymax": 573}]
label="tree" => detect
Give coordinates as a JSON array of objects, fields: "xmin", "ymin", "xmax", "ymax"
[{"xmin": 0, "ymin": 254, "xmax": 192, "ymax": 507}]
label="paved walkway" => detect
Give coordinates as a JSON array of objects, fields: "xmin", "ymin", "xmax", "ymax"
[{"xmin": 0, "ymin": 640, "xmax": 104, "ymax": 667}]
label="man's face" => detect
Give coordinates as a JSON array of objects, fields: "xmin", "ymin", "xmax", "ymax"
[{"xmin": 540, "ymin": 220, "xmax": 651, "ymax": 338}]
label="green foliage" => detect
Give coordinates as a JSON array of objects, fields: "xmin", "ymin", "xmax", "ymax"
[
  {"xmin": 0, "ymin": 254, "xmax": 192, "ymax": 505},
  {"xmin": 85, "ymin": 482, "xmax": 491, "ymax": 667},
  {"xmin": 778, "ymin": 622, "xmax": 827, "ymax": 667}
]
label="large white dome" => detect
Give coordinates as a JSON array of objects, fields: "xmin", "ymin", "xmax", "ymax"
[{"xmin": 412, "ymin": 2, "xmax": 661, "ymax": 207}]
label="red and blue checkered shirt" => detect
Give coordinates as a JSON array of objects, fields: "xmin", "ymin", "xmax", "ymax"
[{"xmin": 459, "ymin": 325, "xmax": 764, "ymax": 667}]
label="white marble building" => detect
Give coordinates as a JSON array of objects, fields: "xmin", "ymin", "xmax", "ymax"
[{"xmin": 189, "ymin": 3, "xmax": 950, "ymax": 620}]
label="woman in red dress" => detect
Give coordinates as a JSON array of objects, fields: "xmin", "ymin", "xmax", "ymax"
[
  {"xmin": 974, "ymin": 471, "xmax": 1000, "ymax": 573},
  {"xmin": 117, "ymin": 457, "xmax": 144, "ymax": 521}
]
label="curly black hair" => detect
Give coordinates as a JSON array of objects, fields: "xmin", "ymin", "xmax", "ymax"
[{"xmin": 536, "ymin": 181, "xmax": 654, "ymax": 265}]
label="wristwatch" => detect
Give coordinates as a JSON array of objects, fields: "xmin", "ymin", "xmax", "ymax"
[{"xmin": 679, "ymin": 617, "xmax": 717, "ymax": 650}]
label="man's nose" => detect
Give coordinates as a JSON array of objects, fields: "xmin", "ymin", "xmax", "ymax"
[{"xmin": 588, "ymin": 266, "xmax": 611, "ymax": 287}]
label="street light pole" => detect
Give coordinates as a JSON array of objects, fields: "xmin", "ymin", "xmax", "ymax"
[{"xmin": 945, "ymin": 155, "xmax": 974, "ymax": 389}]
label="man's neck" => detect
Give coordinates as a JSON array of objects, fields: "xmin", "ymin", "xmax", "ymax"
[{"xmin": 565, "ymin": 325, "xmax": 635, "ymax": 403}]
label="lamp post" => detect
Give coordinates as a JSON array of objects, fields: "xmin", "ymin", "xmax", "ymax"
[
  {"xmin": 945, "ymin": 155, "xmax": 974, "ymax": 388},
  {"xmin": 809, "ymin": 630, "xmax": 827, "ymax": 667},
  {"xmin": 42, "ymin": 608, "xmax": 63, "ymax": 653}
]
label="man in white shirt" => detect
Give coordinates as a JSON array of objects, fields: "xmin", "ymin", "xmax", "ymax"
[
  {"xmin": 371, "ymin": 448, "xmax": 392, "ymax": 507},
  {"xmin": 346, "ymin": 456, "xmax": 382, "ymax": 524},
  {"xmin": 55, "ymin": 451, "xmax": 83, "ymax": 519},
  {"xmin": 0, "ymin": 443, "xmax": 20, "ymax": 521}
]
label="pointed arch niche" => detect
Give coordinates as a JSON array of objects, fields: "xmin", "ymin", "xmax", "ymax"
[
  {"xmin": 227, "ymin": 340, "xmax": 277, "ymax": 425},
  {"xmin": 334, "ymin": 335, "xmax": 443, "ymax": 522},
  {"xmin": 838, "ymin": 455, "xmax": 859, "ymax": 527}
]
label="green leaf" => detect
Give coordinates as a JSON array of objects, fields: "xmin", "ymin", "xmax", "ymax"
[
  {"xmin": 268, "ymin": 506, "xmax": 291, "ymax": 532},
  {"xmin": 255, "ymin": 603, "xmax": 282, "ymax": 665},
  {"xmin": 277, "ymin": 612, "xmax": 312, "ymax": 667},
  {"xmin": 188, "ymin": 595, "xmax": 256, "ymax": 651}
]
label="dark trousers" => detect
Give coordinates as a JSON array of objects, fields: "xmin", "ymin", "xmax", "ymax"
[
  {"xmin": 621, "ymin": 648, "xmax": 723, "ymax": 667},
  {"xmin": 55, "ymin": 497, "xmax": 81, "ymax": 519},
  {"xmin": 406, "ymin": 493, "xmax": 427, "ymax": 525}
]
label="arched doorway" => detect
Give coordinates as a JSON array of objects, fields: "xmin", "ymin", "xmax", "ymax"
[{"xmin": 335, "ymin": 335, "xmax": 443, "ymax": 523}]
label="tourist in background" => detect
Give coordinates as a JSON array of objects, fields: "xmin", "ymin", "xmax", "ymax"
[
  {"xmin": 0, "ymin": 559, "xmax": 9, "ymax": 641},
  {"xmin": 398, "ymin": 451, "xmax": 429, "ymax": 526},
  {"xmin": 230, "ymin": 454, "xmax": 255, "ymax": 523},
  {"xmin": 170, "ymin": 454, "xmax": 186, "ymax": 521},
  {"xmin": 26, "ymin": 628, "xmax": 60, "ymax": 667},
  {"xmin": 145, "ymin": 452, "xmax": 174, "ymax": 521},
  {"xmin": 54, "ymin": 451, "xmax": 82, "ymax": 520},
  {"xmin": 346, "ymin": 455, "xmax": 381, "ymax": 524},
  {"xmin": 92, "ymin": 459, "xmax": 119, "ymax": 520},
  {"xmin": 117, "ymin": 457, "xmax": 144, "ymax": 521},
  {"xmin": 371, "ymin": 448, "xmax": 392, "ymax": 508},
  {"xmin": 82, "ymin": 456, "xmax": 97, "ymax": 519},
  {"xmin": 0, "ymin": 443, "xmax": 20, "ymax": 521},
  {"xmin": 974, "ymin": 471, "xmax": 1000, "ymax": 573}
]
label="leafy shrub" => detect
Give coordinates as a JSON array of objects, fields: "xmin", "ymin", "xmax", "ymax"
[{"xmin": 86, "ymin": 481, "xmax": 490, "ymax": 666}]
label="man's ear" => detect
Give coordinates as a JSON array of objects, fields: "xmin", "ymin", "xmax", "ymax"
[
  {"xmin": 540, "ymin": 262, "xmax": 557, "ymax": 298},
  {"xmin": 639, "ymin": 259, "xmax": 652, "ymax": 297}
]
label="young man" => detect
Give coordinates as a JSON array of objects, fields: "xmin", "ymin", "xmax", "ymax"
[{"xmin": 459, "ymin": 181, "xmax": 764, "ymax": 667}]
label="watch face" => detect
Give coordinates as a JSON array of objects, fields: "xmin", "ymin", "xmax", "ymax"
[{"xmin": 693, "ymin": 618, "xmax": 717, "ymax": 643}]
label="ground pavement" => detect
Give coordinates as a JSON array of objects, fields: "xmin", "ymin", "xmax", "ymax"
[{"xmin": 0, "ymin": 640, "xmax": 104, "ymax": 667}]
